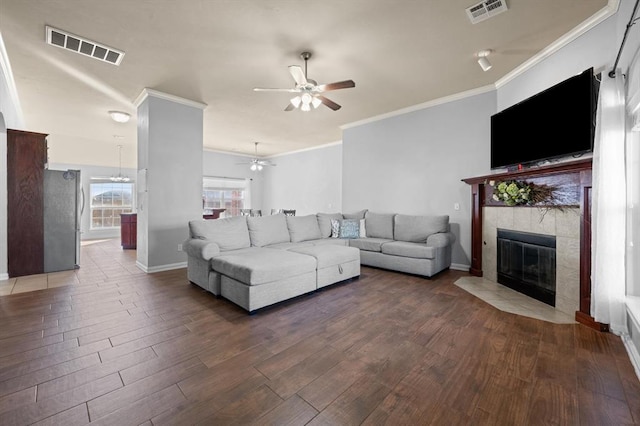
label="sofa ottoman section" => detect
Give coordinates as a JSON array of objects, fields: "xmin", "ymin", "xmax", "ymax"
[
  {"xmin": 289, "ymin": 245, "xmax": 360, "ymax": 289},
  {"xmin": 212, "ymin": 248, "xmax": 318, "ymax": 312},
  {"xmin": 221, "ymin": 272, "xmax": 316, "ymax": 313}
]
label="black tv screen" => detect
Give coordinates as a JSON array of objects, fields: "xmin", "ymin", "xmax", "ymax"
[{"xmin": 490, "ymin": 67, "xmax": 596, "ymax": 169}]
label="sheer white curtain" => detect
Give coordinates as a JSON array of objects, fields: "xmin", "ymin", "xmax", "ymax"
[{"xmin": 591, "ymin": 70, "xmax": 627, "ymax": 334}]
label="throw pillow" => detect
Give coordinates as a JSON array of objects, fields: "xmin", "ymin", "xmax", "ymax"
[
  {"xmin": 330, "ymin": 219, "xmax": 340, "ymax": 238},
  {"xmin": 339, "ymin": 219, "xmax": 360, "ymax": 239},
  {"xmin": 359, "ymin": 219, "xmax": 367, "ymax": 238}
]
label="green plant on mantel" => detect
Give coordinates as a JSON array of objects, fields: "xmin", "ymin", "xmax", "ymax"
[{"xmin": 489, "ymin": 180, "xmax": 555, "ymax": 206}]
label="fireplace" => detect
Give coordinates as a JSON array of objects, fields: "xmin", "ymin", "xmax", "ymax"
[{"xmin": 497, "ymin": 228, "xmax": 556, "ymax": 306}]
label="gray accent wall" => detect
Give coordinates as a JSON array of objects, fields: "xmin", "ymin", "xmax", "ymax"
[
  {"xmin": 342, "ymin": 90, "xmax": 497, "ymax": 269},
  {"xmin": 262, "ymin": 144, "xmax": 342, "ymax": 216},
  {"xmin": 137, "ymin": 94, "xmax": 204, "ymax": 272}
]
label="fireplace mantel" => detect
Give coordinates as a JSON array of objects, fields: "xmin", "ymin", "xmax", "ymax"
[{"xmin": 462, "ymin": 158, "xmax": 606, "ymax": 331}]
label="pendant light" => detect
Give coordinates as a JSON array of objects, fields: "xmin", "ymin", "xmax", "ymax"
[{"xmin": 110, "ymin": 145, "xmax": 130, "ymax": 182}]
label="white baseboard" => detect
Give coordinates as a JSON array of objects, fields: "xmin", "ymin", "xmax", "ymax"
[
  {"xmin": 0, "ymin": 273, "xmax": 8, "ymax": 280},
  {"xmin": 450, "ymin": 263, "xmax": 470, "ymax": 272},
  {"xmin": 625, "ymin": 298, "xmax": 640, "ymax": 381},
  {"xmin": 135, "ymin": 261, "xmax": 187, "ymax": 274},
  {"xmin": 622, "ymin": 332, "xmax": 640, "ymax": 382}
]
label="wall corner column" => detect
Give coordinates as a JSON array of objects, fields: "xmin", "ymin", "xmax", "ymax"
[{"xmin": 134, "ymin": 89, "xmax": 206, "ymax": 273}]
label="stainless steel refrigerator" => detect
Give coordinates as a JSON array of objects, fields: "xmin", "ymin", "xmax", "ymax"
[{"xmin": 44, "ymin": 169, "xmax": 82, "ymax": 272}]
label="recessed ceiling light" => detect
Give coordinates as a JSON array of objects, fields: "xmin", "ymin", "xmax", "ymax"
[{"xmin": 109, "ymin": 111, "xmax": 130, "ymax": 123}]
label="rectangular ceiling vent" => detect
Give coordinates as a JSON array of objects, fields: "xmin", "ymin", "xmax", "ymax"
[
  {"xmin": 45, "ymin": 26, "xmax": 125, "ymax": 66},
  {"xmin": 466, "ymin": 0, "xmax": 508, "ymax": 24}
]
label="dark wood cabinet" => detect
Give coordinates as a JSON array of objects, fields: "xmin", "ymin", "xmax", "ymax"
[
  {"xmin": 7, "ymin": 129, "xmax": 48, "ymax": 277},
  {"xmin": 120, "ymin": 213, "xmax": 137, "ymax": 249},
  {"xmin": 203, "ymin": 208, "xmax": 225, "ymax": 220}
]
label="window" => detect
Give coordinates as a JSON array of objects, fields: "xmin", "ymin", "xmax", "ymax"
[
  {"xmin": 203, "ymin": 177, "xmax": 250, "ymax": 217},
  {"xmin": 90, "ymin": 181, "xmax": 134, "ymax": 229}
]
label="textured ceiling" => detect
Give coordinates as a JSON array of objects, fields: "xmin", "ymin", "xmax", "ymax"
[{"xmin": 1, "ymin": 0, "xmax": 610, "ymax": 167}]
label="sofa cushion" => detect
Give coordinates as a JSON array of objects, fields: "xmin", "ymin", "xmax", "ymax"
[
  {"xmin": 343, "ymin": 209, "xmax": 367, "ymax": 220},
  {"xmin": 265, "ymin": 241, "xmax": 314, "ymax": 250},
  {"xmin": 365, "ymin": 212, "xmax": 395, "ymax": 239},
  {"xmin": 394, "ymin": 214, "xmax": 449, "ymax": 243},
  {"xmin": 287, "ymin": 215, "xmax": 322, "ymax": 242},
  {"xmin": 307, "ymin": 238, "xmax": 349, "ymax": 247},
  {"xmin": 290, "ymin": 245, "xmax": 360, "ymax": 268},
  {"xmin": 317, "ymin": 213, "xmax": 343, "ymax": 238},
  {"xmin": 349, "ymin": 238, "xmax": 394, "ymax": 252},
  {"xmin": 247, "ymin": 214, "xmax": 290, "ymax": 247},
  {"xmin": 211, "ymin": 248, "xmax": 316, "ymax": 285},
  {"xmin": 188, "ymin": 216, "xmax": 250, "ymax": 251},
  {"xmin": 381, "ymin": 241, "xmax": 436, "ymax": 259}
]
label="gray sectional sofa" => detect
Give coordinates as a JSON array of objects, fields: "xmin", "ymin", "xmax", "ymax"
[{"xmin": 183, "ymin": 210, "xmax": 454, "ymax": 312}]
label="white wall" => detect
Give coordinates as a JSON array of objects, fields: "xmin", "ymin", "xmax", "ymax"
[
  {"xmin": 262, "ymin": 143, "xmax": 342, "ymax": 216},
  {"xmin": 342, "ymin": 90, "xmax": 496, "ymax": 269},
  {"xmin": 0, "ymin": 31, "xmax": 24, "ymax": 280}
]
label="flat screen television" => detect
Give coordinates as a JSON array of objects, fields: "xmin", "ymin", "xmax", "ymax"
[{"xmin": 490, "ymin": 67, "xmax": 596, "ymax": 169}]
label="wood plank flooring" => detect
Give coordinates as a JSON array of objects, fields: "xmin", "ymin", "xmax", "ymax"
[{"xmin": 0, "ymin": 238, "xmax": 638, "ymax": 425}]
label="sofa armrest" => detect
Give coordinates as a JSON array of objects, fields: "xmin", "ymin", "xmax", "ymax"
[
  {"xmin": 426, "ymin": 232, "xmax": 455, "ymax": 248},
  {"xmin": 183, "ymin": 239, "xmax": 220, "ymax": 260}
]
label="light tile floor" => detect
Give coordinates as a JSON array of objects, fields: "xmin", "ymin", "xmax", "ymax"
[
  {"xmin": 454, "ymin": 276, "xmax": 576, "ymax": 324},
  {"xmin": 0, "ymin": 238, "xmax": 141, "ymax": 296}
]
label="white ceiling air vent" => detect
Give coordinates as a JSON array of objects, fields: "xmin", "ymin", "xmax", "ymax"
[
  {"xmin": 466, "ymin": 0, "xmax": 508, "ymax": 24},
  {"xmin": 45, "ymin": 26, "xmax": 125, "ymax": 66}
]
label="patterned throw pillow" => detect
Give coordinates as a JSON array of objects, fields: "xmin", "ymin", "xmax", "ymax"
[
  {"xmin": 339, "ymin": 219, "xmax": 360, "ymax": 239},
  {"xmin": 359, "ymin": 219, "xmax": 367, "ymax": 238},
  {"xmin": 330, "ymin": 219, "xmax": 341, "ymax": 238}
]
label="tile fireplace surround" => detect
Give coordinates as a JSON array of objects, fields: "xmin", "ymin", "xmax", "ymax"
[
  {"xmin": 461, "ymin": 159, "xmax": 604, "ymax": 330},
  {"xmin": 483, "ymin": 206, "xmax": 580, "ymax": 317}
]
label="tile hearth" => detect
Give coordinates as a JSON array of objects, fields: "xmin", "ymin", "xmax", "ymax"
[{"xmin": 454, "ymin": 276, "xmax": 575, "ymax": 324}]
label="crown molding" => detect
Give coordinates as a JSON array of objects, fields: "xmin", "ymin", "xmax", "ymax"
[
  {"xmin": 495, "ymin": 0, "xmax": 619, "ymax": 89},
  {"xmin": 342, "ymin": 0, "xmax": 619, "ymax": 131},
  {"xmin": 341, "ymin": 84, "xmax": 495, "ymax": 130},
  {"xmin": 266, "ymin": 140, "xmax": 342, "ymax": 159},
  {"xmin": 134, "ymin": 88, "xmax": 207, "ymax": 110}
]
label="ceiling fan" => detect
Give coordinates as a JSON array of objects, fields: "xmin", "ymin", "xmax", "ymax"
[
  {"xmin": 254, "ymin": 51, "xmax": 355, "ymax": 111},
  {"xmin": 236, "ymin": 142, "xmax": 276, "ymax": 171}
]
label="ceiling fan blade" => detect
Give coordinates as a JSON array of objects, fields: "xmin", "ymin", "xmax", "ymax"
[
  {"xmin": 317, "ymin": 80, "xmax": 355, "ymax": 92},
  {"xmin": 253, "ymin": 87, "xmax": 299, "ymax": 93},
  {"xmin": 317, "ymin": 95, "xmax": 342, "ymax": 111},
  {"xmin": 288, "ymin": 65, "xmax": 307, "ymax": 85},
  {"xmin": 284, "ymin": 103, "xmax": 295, "ymax": 111}
]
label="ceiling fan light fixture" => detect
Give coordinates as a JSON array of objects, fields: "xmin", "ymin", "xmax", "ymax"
[
  {"xmin": 311, "ymin": 97, "xmax": 322, "ymax": 109},
  {"xmin": 301, "ymin": 93, "xmax": 312, "ymax": 105},
  {"xmin": 290, "ymin": 96, "xmax": 301, "ymax": 108},
  {"xmin": 301, "ymin": 103, "xmax": 311, "ymax": 112},
  {"xmin": 250, "ymin": 163, "xmax": 258, "ymax": 171},
  {"xmin": 257, "ymin": 164, "xmax": 263, "ymax": 171}
]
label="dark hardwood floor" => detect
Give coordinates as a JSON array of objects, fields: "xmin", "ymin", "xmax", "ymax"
[{"xmin": 0, "ymin": 239, "xmax": 638, "ymax": 425}]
